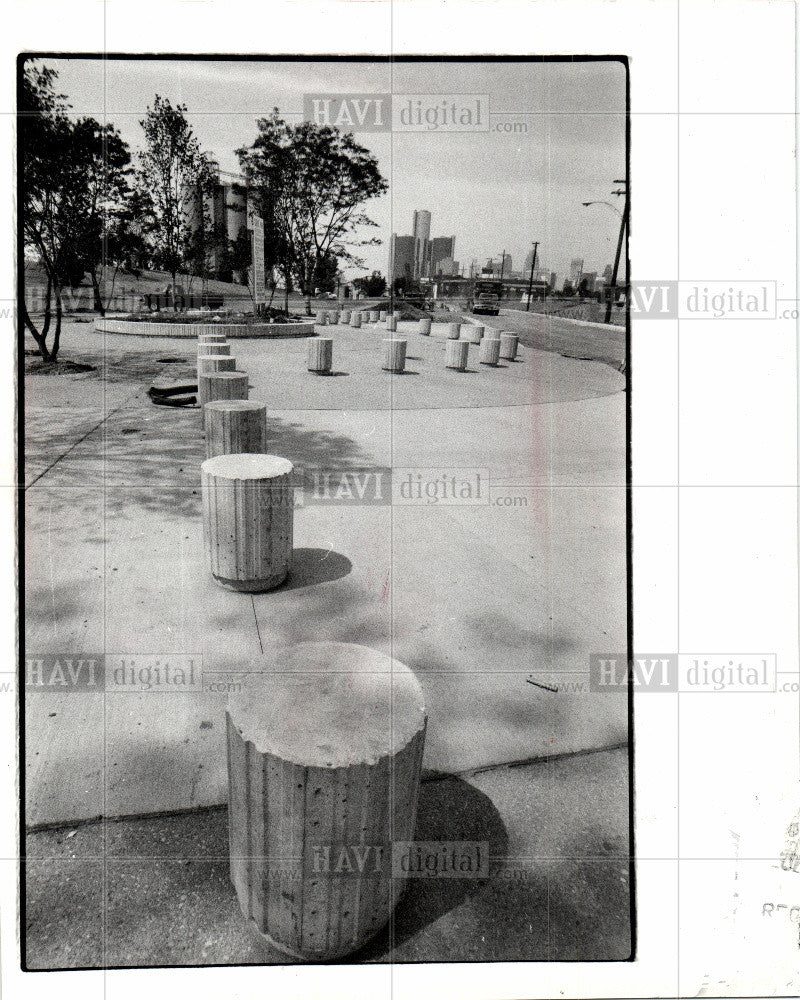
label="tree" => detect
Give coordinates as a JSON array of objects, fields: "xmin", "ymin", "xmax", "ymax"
[
  {"xmin": 20, "ymin": 64, "xmax": 134, "ymax": 357},
  {"xmin": 138, "ymin": 96, "xmax": 212, "ymax": 297},
  {"xmin": 237, "ymin": 110, "xmax": 388, "ymax": 313},
  {"xmin": 354, "ymin": 270, "xmax": 386, "ymax": 297}
]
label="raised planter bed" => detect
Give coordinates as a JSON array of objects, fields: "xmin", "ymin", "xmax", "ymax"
[{"xmin": 94, "ymin": 318, "xmax": 315, "ymax": 339}]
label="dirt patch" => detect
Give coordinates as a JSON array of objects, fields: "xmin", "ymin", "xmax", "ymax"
[{"xmin": 25, "ymin": 358, "xmax": 97, "ymax": 376}]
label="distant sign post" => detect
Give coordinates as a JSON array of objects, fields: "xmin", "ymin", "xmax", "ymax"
[{"xmin": 247, "ymin": 206, "xmax": 265, "ymax": 306}]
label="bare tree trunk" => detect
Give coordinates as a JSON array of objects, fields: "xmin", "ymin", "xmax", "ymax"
[
  {"xmin": 21, "ymin": 300, "xmax": 51, "ymax": 361},
  {"xmin": 90, "ymin": 267, "xmax": 105, "ymax": 316},
  {"xmin": 50, "ymin": 287, "xmax": 63, "ymax": 361}
]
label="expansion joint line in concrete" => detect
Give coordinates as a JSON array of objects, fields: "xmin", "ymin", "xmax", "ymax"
[
  {"xmin": 24, "ymin": 388, "xmax": 142, "ymax": 490},
  {"xmin": 24, "ymin": 742, "xmax": 628, "ymax": 835}
]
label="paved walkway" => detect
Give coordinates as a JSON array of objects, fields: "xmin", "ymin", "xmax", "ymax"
[{"xmin": 23, "ymin": 317, "xmax": 629, "ymax": 965}]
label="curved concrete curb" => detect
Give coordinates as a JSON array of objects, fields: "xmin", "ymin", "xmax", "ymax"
[{"xmin": 94, "ymin": 318, "xmax": 316, "ymax": 339}]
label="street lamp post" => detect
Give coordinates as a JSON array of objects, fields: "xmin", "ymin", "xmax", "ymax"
[{"xmin": 582, "ymin": 185, "xmax": 628, "ymax": 323}]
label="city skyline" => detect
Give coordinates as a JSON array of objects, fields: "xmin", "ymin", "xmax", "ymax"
[{"xmin": 41, "ymin": 57, "xmax": 627, "ymax": 284}]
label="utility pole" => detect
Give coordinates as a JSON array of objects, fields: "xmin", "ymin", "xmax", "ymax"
[
  {"xmin": 605, "ymin": 180, "xmax": 628, "ymax": 324},
  {"xmin": 525, "ymin": 242, "xmax": 539, "ymax": 312}
]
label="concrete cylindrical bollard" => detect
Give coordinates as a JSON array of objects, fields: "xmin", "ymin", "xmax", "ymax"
[
  {"xmin": 386, "ymin": 314, "xmax": 398, "ymax": 332},
  {"xmin": 198, "ymin": 371, "xmax": 249, "ymax": 410},
  {"xmin": 307, "ymin": 337, "xmax": 333, "ymax": 374},
  {"xmin": 499, "ymin": 332, "xmax": 519, "ymax": 361},
  {"xmin": 198, "ymin": 354, "xmax": 237, "ymax": 374},
  {"xmin": 205, "ymin": 399, "xmax": 268, "ymax": 461},
  {"xmin": 315, "ymin": 309, "xmax": 326, "ymax": 324},
  {"xmin": 329, "ymin": 311, "xmax": 340, "ymax": 325},
  {"xmin": 379, "ymin": 310, "xmax": 387, "ymax": 322},
  {"xmin": 351, "ymin": 312, "xmax": 362, "ymax": 328},
  {"xmin": 226, "ymin": 641, "xmax": 427, "ymax": 961},
  {"xmin": 198, "ymin": 342, "xmax": 231, "ymax": 357},
  {"xmin": 445, "ymin": 339, "xmax": 470, "ymax": 372},
  {"xmin": 445, "ymin": 322, "xmax": 460, "ymax": 339},
  {"xmin": 418, "ymin": 318, "xmax": 431, "ymax": 336},
  {"xmin": 478, "ymin": 337, "xmax": 502, "ymax": 366},
  {"xmin": 369, "ymin": 310, "xmax": 379, "ymax": 323},
  {"xmin": 383, "ymin": 338, "xmax": 407, "ymax": 373},
  {"xmin": 202, "ymin": 453, "xmax": 293, "ymax": 591},
  {"xmin": 340, "ymin": 310, "xmax": 351, "ymax": 324},
  {"xmin": 464, "ymin": 324, "xmax": 484, "ymax": 344}
]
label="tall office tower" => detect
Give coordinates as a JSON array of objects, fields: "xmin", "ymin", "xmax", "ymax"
[
  {"xmin": 412, "ymin": 210, "xmax": 432, "ymax": 279},
  {"xmin": 389, "ymin": 234, "xmax": 416, "ymax": 282},
  {"xmin": 412, "ymin": 210, "xmax": 431, "ymax": 242},
  {"xmin": 570, "ymin": 258, "xmax": 585, "ymax": 285},
  {"xmin": 429, "ymin": 236, "xmax": 456, "ymax": 276}
]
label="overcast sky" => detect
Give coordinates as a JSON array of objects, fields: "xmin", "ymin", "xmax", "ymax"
[{"xmin": 37, "ymin": 57, "xmax": 627, "ymax": 282}]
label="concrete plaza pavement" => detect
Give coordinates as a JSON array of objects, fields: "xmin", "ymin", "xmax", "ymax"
[{"xmin": 24, "ymin": 316, "xmax": 630, "ymax": 964}]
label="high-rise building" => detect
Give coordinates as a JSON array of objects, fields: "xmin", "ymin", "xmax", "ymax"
[
  {"xmin": 389, "ymin": 234, "xmax": 416, "ymax": 282},
  {"xmin": 582, "ymin": 271, "xmax": 597, "ymax": 293},
  {"xmin": 603, "ymin": 264, "xmax": 613, "ymax": 282},
  {"xmin": 570, "ymin": 258, "xmax": 585, "ymax": 285},
  {"xmin": 549, "ymin": 272, "xmax": 558, "ymax": 290},
  {"xmin": 412, "ymin": 210, "xmax": 431, "ymax": 242},
  {"xmin": 434, "ymin": 257, "xmax": 459, "ymax": 277},
  {"xmin": 429, "ymin": 236, "xmax": 456, "ymax": 277}
]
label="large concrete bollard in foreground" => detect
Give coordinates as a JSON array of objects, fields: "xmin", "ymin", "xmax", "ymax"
[
  {"xmin": 226, "ymin": 641, "xmax": 427, "ymax": 961},
  {"xmin": 306, "ymin": 337, "xmax": 333, "ymax": 374},
  {"xmin": 198, "ymin": 371, "xmax": 249, "ymax": 410},
  {"xmin": 445, "ymin": 339, "xmax": 470, "ymax": 371},
  {"xmin": 478, "ymin": 337, "xmax": 502, "ymax": 366},
  {"xmin": 340, "ymin": 310, "xmax": 351, "ymax": 324},
  {"xmin": 445, "ymin": 323, "xmax": 460, "ymax": 340},
  {"xmin": 464, "ymin": 324, "xmax": 484, "ymax": 344},
  {"xmin": 386, "ymin": 314, "xmax": 398, "ymax": 332},
  {"xmin": 418, "ymin": 318, "xmax": 431, "ymax": 336},
  {"xmin": 198, "ymin": 354, "xmax": 237, "ymax": 374},
  {"xmin": 383, "ymin": 338, "xmax": 407, "ymax": 373},
  {"xmin": 201, "ymin": 453, "xmax": 293, "ymax": 592},
  {"xmin": 351, "ymin": 312, "xmax": 362, "ymax": 328},
  {"xmin": 205, "ymin": 399, "xmax": 268, "ymax": 460},
  {"xmin": 369, "ymin": 310, "xmax": 380, "ymax": 323},
  {"xmin": 199, "ymin": 342, "xmax": 231, "ymax": 357},
  {"xmin": 499, "ymin": 332, "xmax": 519, "ymax": 360}
]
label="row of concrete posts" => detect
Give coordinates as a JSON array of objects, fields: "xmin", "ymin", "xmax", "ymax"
[
  {"xmin": 306, "ymin": 313, "xmax": 519, "ymax": 375},
  {"xmin": 192, "ymin": 328, "xmax": 427, "ymax": 962}
]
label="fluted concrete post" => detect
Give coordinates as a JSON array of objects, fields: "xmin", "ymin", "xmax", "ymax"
[
  {"xmin": 383, "ymin": 339, "xmax": 407, "ymax": 373},
  {"xmin": 201, "ymin": 453, "xmax": 293, "ymax": 592},
  {"xmin": 330, "ymin": 311, "xmax": 340, "ymax": 325},
  {"xmin": 307, "ymin": 337, "xmax": 333, "ymax": 374},
  {"xmin": 198, "ymin": 355, "xmax": 237, "ymax": 374},
  {"xmin": 315, "ymin": 310, "xmax": 325, "ymax": 324},
  {"xmin": 478, "ymin": 337, "xmax": 501, "ymax": 366},
  {"xmin": 386, "ymin": 314, "xmax": 398, "ymax": 332},
  {"xmin": 340, "ymin": 310, "xmax": 351, "ymax": 324},
  {"xmin": 205, "ymin": 400, "xmax": 268, "ymax": 460},
  {"xmin": 445, "ymin": 323, "xmax": 460, "ymax": 339},
  {"xmin": 351, "ymin": 312, "xmax": 362, "ymax": 328},
  {"xmin": 445, "ymin": 339, "xmax": 469, "ymax": 371},
  {"xmin": 369, "ymin": 310, "xmax": 379, "ymax": 323},
  {"xmin": 198, "ymin": 371, "xmax": 249, "ymax": 410},
  {"xmin": 464, "ymin": 324, "xmax": 484, "ymax": 344},
  {"xmin": 226, "ymin": 641, "xmax": 427, "ymax": 961},
  {"xmin": 379, "ymin": 310, "xmax": 387, "ymax": 322},
  {"xmin": 499, "ymin": 333, "xmax": 519, "ymax": 360},
  {"xmin": 418, "ymin": 318, "xmax": 431, "ymax": 336},
  {"xmin": 198, "ymin": 342, "xmax": 231, "ymax": 357}
]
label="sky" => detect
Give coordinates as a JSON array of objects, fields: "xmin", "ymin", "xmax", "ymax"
[{"xmin": 35, "ymin": 57, "xmax": 627, "ymax": 283}]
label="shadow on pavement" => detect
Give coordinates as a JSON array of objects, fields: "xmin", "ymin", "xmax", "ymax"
[
  {"xmin": 280, "ymin": 547, "xmax": 353, "ymax": 591},
  {"xmin": 352, "ymin": 774, "xmax": 509, "ymax": 960}
]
